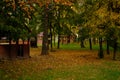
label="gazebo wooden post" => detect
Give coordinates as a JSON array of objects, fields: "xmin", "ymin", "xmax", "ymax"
[
  {"xmin": 28, "ymin": 38, "xmax": 30, "ymax": 57},
  {"xmin": 8, "ymin": 31, "xmax": 12, "ymax": 59}
]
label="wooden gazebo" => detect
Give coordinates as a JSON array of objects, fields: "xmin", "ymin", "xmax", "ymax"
[{"xmin": 0, "ymin": 30, "xmax": 30, "ymax": 59}]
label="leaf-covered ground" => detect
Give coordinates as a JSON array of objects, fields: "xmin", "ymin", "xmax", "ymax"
[{"xmin": 0, "ymin": 47, "xmax": 120, "ymax": 80}]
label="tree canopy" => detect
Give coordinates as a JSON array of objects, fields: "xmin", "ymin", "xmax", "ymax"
[{"xmin": 1, "ymin": 0, "xmax": 120, "ymax": 58}]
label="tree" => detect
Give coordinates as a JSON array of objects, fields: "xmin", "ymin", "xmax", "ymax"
[
  {"xmin": 40, "ymin": 0, "xmax": 76, "ymax": 50},
  {"xmin": 41, "ymin": 4, "xmax": 50, "ymax": 55},
  {"xmin": 0, "ymin": 0, "xmax": 37, "ymax": 41},
  {"xmin": 78, "ymin": 0, "xmax": 120, "ymax": 59},
  {"xmin": 0, "ymin": 0, "xmax": 39, "ymax": 58}
]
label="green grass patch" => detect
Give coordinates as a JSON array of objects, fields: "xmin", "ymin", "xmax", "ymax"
[
  {"xmin": 15, "ymin": 64, "xmax": 120, "ymax": 80},
  {"xmin": 60, "ymin": 43, "xmax": 81, "ymax": 50},
  {"xmin": 0, "ymin": 69, "xmax": 10, "ymax": 80},
  {"xmin": 60, "ymin": 43, "xmax": 113, "ymax": 51}
]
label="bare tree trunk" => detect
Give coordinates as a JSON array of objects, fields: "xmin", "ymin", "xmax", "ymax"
[
  {"xmin": 41, "ymin": 6, "xmax": 49, "ymax": 55},
  {"xmin": 80, "ymin": 39, "xmax": 85, "ymax": 48},
  {"xmin": 67, "ymin": 35, "xmax": 70, "ymax": 44},
  {"xmin": 9, "ymin": 34, "xmax": 12, "ymax": 59},
  {"xmin": 98, "ymin": 37, "xmax": 104, "ymax": 58},
  {"xmin": 106, "ymin": 39, "xmax": 110, "ymax": 54},
  {"xmin": 89, "ymin": 38, "xmax": 92, "ymax": 50},
  {"xmin": 34, "ymin": 36, "xmax": 38, "ymax": 47},
  {"xmin": 30, "ymin": 36, "xmax": 37, "ymax": 48},
  {"xmin": 57, "ymin": 35, "xmax": 60, "ymax": 49},
  {"xmin": 57, "ymin": 8, "xmax": 60, "ymax": 49},
  {"xmin": 53, "ymin": 28, "xmax": 56, "ymax": 47},
  {"xmin": 113, "ymin": 39, "xmax": 117, "ymax": 60},
  {"xmin": 49, "ymin": 23, "xmax": 53, "ymax": 51},
  {"xmin": 41, "ymin": 31, "xmax": 49, "ymax": 55},
  {"xmin": 28, "ymin": 38, "xmax": 30, "ymax": 57}
]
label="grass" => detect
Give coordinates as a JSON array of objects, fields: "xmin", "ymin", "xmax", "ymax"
[
  {"xmin": 0, "ymin": 43, "xmax": 120, "ymax": 80},
  {"xmin": 23, "ymin": 64, "xmax": 120, "ymax": 80},
  {"xmin": 60, "ymin": 42, "xmax": 113, "ymax": 51},
  {"xmin": 1, "ymin": 63, "xmax": 119, "ymax": 80}
]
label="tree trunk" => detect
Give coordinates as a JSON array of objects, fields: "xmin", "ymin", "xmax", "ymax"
[
  {"xmin": 30, "ymin": 36, "xmax": 37, "ymax": 48},
  {"xmin": 53, "ymin": 28, "xmax": 56, "ymax": 47},
  {"xmin": 67, "ymin": 35, "xmax": 70, "ymax": 44},
  {"xmin": 80, "ymin": 39, "xmax": 85, "ymax": 48},
  {"xmin": 49, "ymin": 23, "xmax": 53, "ymax": 51},
  {"xmin": 113, "ymin": 39, "xmax": 117, "ymax": 60},
  {"xmin": 89, "ymin": 38, "xmax": 92, "ymax": 50},
  {"xmin": 9, "ymin": 36, "xmax": 12, "ymax": 59},
  {"xmin": 28, "ymin": 38, "xmax": 30, "ymax": 57},
  {"xmin": 41, "ymin": 6, "xmax": 49, "ymax": 55},
  {"xmin": 34, "ymin": 36, "xmax": 37, "ymax": 47},
  {"xmin": 62, "ymin": 36, "xmax": 64, "ymax": 45},
  {"xmin": 98, "ymin": 37, "xmax": 104, "ymax": 58},
  {"xmin": 57, "ymin": 35, "xmax": 60, "ymax": 49},
  {"xmin": 106, "ymin": 39, "xmax": 110, "ymax": 54},
  {"xmin": 41, "ymin": 28, "xmax": 49, "ymax": 55},
  {"xmin": 57, "ymin": 8, "xmax": 60, "ymax": 49}
]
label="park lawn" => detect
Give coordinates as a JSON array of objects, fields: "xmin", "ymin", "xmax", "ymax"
[{"xmin": 0, "ymin": 43, "xmax": 120, "ymax": 80}]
